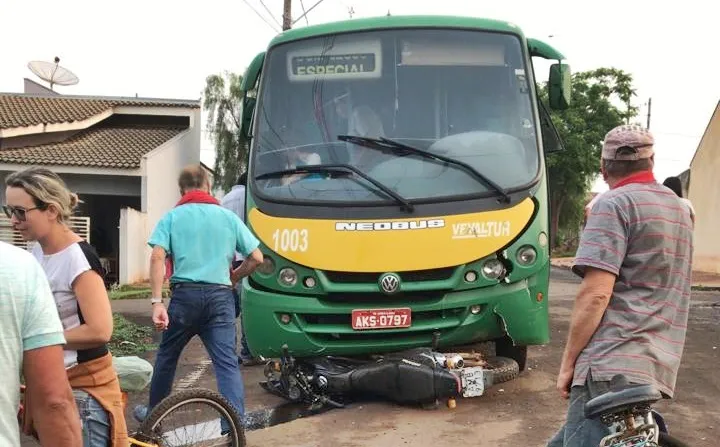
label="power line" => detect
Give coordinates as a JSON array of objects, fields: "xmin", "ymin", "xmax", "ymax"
[
  {"xmin": 258, "ymin": 0, "xmax": 283, "ymax": 28},
  {"xmin": 240, "ymin": 0, "xmax": 281, "ymax": 32},
  {"xmin": 292, "ymin": 0, "xmax": 326, "ymax": 25},
  {"xmin": 299, "ymin": 0, "xmax": 310, "ymax": 25}
]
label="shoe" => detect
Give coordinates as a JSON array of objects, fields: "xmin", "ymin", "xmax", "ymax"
[
  {"xmin": 133, "ymin": 405, "xmax": 149, "ymax": 423},
  {"xmin": 241, "ymin": 356, "xmax": 266, "ymax": 367}
]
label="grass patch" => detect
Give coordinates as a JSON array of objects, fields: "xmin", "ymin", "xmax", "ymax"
[
  {"xmin": 109, "ymin": 314, "xmax": 157, "ymax": 357},
  {"xmin": 108, "ymin": 287, "xmax": 169, "ymax": 300}
]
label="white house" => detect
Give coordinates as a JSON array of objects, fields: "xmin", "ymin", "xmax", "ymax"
[
  {"xmin": 687, "ymin": 100, "xmax": 720, "ymax": 273},
  {"xmin": 0, "ymin": 88, "xmax": 201, "ymax": 285}
]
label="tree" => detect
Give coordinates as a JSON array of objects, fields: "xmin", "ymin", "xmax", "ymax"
[
  {"xmin": 539, "ymin": 68, "xmax": 639, "ymax": 248},
  {"xmin": 203, "ymin": 71, "xmax": 248, "ymax": 193}
]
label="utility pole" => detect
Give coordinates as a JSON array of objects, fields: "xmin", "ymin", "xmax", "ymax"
[
  {"xmin": 646, "ymin": 97, "xmax": 652, "ymax": 129},
  {"xmin": 283, "ymin": 0, "xmax": 292, "ymax": 30}
]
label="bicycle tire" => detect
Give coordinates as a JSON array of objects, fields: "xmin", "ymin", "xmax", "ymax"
[
  {"xmin": 658, "ymin": 432, "xmax": 691, "ymax": 447},
  {"xmin": 138, "ymin": 388, "xmax": 246, "ymax": 447}
]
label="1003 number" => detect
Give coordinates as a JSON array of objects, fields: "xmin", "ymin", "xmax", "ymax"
[{"xmin": 272, "ymin": 229, "xmax": 309, "ymax": 252}]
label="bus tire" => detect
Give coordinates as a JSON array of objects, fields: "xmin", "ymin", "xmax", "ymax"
[{"xmin": 495, "ymin": 336, "xmax": 528, "ymax": 372}]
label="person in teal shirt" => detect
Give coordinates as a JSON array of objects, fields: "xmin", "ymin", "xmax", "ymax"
[{"xmin": 134, "ymin": 164, "xmax": 263, "ymax": 432}]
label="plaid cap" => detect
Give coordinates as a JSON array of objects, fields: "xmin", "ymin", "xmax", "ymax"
[{"xmin": 601, "ymin": 124, "xmax": 655, "ymax": 160}]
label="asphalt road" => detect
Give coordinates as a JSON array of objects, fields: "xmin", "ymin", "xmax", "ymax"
[{"xmin": 22, "ymin": 268, "xmax": 720, "ymax": 446}]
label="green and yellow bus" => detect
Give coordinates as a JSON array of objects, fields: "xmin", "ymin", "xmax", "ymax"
[{"xmin": 238, "ymin": 15, "xmax": 570, "ymax": 370}]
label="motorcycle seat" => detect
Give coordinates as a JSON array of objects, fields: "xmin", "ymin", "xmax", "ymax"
[{"xmin": 584, "ymin": 383, "xmax": 662, "ymax": 419}]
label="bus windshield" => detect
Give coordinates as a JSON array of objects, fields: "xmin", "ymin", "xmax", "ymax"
[{"xmin": 251, "ymin": 28, "xmax": 540, "ymax": 204}]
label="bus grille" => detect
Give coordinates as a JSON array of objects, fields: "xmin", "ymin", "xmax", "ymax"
[{"xmin": 323, "ymin": 267, "xmax": 456, "ymax": 284}]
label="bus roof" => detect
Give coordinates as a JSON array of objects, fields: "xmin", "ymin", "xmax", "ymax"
[{"xmin": 268, "ymin": 15, "xmax": 526, "ymax": 48}]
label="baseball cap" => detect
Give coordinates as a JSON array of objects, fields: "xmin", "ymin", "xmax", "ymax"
[{"xmin": 601, "ymin": 124, "xmax": 655, "ymax": 161}]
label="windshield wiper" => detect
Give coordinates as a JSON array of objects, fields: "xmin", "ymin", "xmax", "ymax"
[
  {"xmin": 337, "ymin": 134, "xmax": 511, "ymax": 203},
  {"xmin": 254, "ymin": 164, "xmax": 415, "ymax": 212}
]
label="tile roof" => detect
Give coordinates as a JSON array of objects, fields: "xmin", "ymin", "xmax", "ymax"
[
  {"xmin": 0, "ymin": 125, "xmax": 186, "ymax": 169},
  {"xmin": 0, "ymin": 93, "xmax": 200, "ymax": 129}
]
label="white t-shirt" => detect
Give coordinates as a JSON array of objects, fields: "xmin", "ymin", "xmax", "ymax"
[
  {"xmin": 220, "ymin": 185, "xmax": 247, "ymax": 262},
  {"xmin": 32, "ymin": 241, "xmax": 108, "ymax": 369},
  {"xmin": 680, "ymin": 197, "xmax": 695, "ymax": 217},
  {"xmin": 0, "ymin": 241, "xmax": 65, "ymax": 447}
]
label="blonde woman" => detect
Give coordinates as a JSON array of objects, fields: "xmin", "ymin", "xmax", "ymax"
[{"xmin": 4, "ymin": 167, "xmax": 127, "ymax": 447}]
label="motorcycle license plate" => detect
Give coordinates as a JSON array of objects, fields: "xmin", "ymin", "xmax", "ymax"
[
  {"xmin": 351, "ymin": 308, "xmax": 411, "ymax": 330},
  {"xmin": 460, "ymin": 367, "xmax": 485, "ymax": 398}
]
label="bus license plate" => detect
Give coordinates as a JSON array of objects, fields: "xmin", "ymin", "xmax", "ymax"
[{"xmin": 351, "ymin": 308, "xmax": 411, "ymax": 330}]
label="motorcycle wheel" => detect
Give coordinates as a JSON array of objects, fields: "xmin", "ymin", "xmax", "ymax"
[{"xmin": 485, "ymin": 356, "xmax": 520, "ymax": 385}]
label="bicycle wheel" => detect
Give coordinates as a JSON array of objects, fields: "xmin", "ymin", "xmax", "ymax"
[
  {"xmin": 138, "ymin": 388, "xmax": 246, "ymax": 447},
  {"xmin": 658, "ymin": 432, "xmax": 691, "ymax": 447}
]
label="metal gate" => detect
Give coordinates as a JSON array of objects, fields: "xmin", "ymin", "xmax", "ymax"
[{"xmin": 0, "ymin": 216, "xmax": 91, "ymax": 250}]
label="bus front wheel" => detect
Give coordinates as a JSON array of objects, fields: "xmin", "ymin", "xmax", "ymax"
[{"xmin": 495, "ymin": 336, "xmax": 528, "ymax": 372}]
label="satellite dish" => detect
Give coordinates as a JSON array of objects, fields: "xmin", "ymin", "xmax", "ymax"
[{"xmin": 27, "ymin": 57, "xmax": 79, "ymax": 91}]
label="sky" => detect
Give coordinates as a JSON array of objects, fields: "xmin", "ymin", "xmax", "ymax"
[{"xmin": 1, "ymin": 0, "xmax": 716, "ymax": 192}]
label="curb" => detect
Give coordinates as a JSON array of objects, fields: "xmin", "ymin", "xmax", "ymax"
[{"xmin": 550, "ymin": 262, "xmax": 720, "ymax": 292}]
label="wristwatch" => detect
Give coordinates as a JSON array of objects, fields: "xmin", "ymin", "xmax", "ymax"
[{"xmin": 151, "ymin": 297, "xmax": 163, "ymax": 305}]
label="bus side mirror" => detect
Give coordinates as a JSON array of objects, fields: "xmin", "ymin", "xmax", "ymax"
[
  {"xmin": 548, "ymin": 63, "xmax": 571, "ymax": 110},
  {"xmin": 240, "ymin": 94, "xmax": 256, "ymax": 140}
]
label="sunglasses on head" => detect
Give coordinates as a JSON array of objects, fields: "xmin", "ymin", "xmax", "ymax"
[{"xmin": 2, "ymin": 204, "xmax": 46, "ymax": 222}]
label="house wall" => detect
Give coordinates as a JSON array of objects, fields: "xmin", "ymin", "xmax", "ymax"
[
  {"xmin": 688, "ymin": 114, "xmax": 720, "ymax": 273},
  {"xmin": 131, "ymin": 111, "xmax": 201, "ymax": 282},
  {"xmin": 119, "ymin": 207, "xmax": 149, "ymax": 284},
  {"xmin": 143, "ymin": 126, "xmax": 201, "ymax": 228}
]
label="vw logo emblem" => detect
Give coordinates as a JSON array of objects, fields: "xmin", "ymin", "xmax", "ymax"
[{"xmin": 379, "ymin": 273, "xmax": 401, "ymax": 294}]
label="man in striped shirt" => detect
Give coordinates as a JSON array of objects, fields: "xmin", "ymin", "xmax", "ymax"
[{"xmin": 548, "ymin": 124, "xmax": 693, "ymax": 446}]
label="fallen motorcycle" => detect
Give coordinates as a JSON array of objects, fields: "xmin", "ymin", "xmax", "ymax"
[{"xmin": 260, "ymin": 345, "xmax": 520, "ymax": 411}]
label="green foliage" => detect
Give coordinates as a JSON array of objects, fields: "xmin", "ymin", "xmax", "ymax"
[
  {"xmin": 108, "ymin": 287, "xmax": 169, "ymax": 300},
  {"xmin": 203, "ymin": 71, "xmax": 248, "ymax": 193},
  {"xmin": 539, "ymin": 68, "xmax": 639, "ymax": 246},
  {"xmin": 109, "ymin": 314, "xmax": 156, "ymax": 357}
]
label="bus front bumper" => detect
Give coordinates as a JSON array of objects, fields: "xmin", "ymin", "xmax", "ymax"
[{"xmin": 241, "ymin": 275, "xmax": 549, "ymax": 358}]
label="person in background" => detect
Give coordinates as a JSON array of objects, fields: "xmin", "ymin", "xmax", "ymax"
[
  {"xmin": 134, "ymin": 164, "xmax": 263, "ymax": 431},
  {"xmin": 663, "ymin": 176, "xmax": 695, "ymax": 224},
  {"xmin": 219, "ymin": 171, "xmax": 265, "ymax": 366},
  {"xmin": 0, "ymin": 240, "xmax": 82, "ymax": 446},
  {"xmin": 5, "ymin": 167, "xmax": 128, "ymax": 446},
  {"xmin": 547, "ymin": 125, "xmax": 693, "ymax": 446}
]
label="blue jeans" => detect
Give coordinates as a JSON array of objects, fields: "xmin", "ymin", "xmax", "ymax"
[
  {"xmin": 73, "ymin": 389, "xmax": 110, "ymax": 447},
  {"xmin": 547, "ymin": 377, "xmax": 612, "ymax": 447},
  {"xmin": 147, "ymin": 284, "xmax": 245, "ymax": 421},
  {"xmin": 233, "ymin": 285, "xmax": 252, "ymax": 361}
]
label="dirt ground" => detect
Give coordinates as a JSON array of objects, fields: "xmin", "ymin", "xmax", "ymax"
[{"xmin": 22, "ymin": 268, "xmax": 720, "ymax": 446}]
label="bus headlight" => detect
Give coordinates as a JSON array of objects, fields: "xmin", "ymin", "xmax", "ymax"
[
  {"xmin": 481, "ymin": 259, "xmax": 505, "ymax": 280},
  {"xmin": 278, "ymin": 268, "xmax": 298, "ymax": 287},
  {"xmin": 256, "ymin": 255, "xmax": 276, "ymax": 275},
  {"xmin": 538, "ymin": 232, "xmax": 548, "ymax": 248},
  {"xmin": 516, "ymin": 246, "xmax": 538, "ymax": 266}
]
